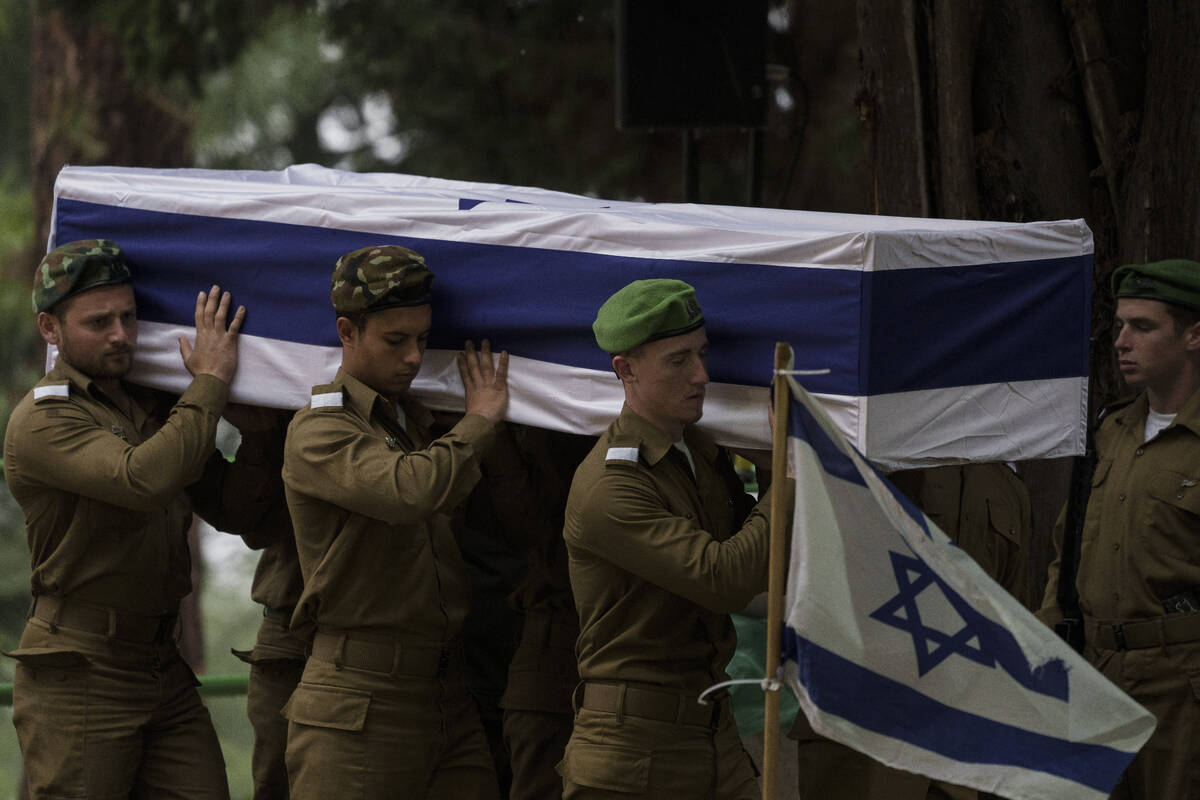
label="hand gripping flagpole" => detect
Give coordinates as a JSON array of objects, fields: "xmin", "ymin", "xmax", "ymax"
[{"xmin": 763, "ymin": 342, "xmax": 793, "ymax": 800}]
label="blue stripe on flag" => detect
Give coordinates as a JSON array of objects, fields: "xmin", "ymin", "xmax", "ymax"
[
  {"xmin": 787, "ymin": 391, "xmax": 932, "ymax": 537},
  {"xmin": 787, "ymin": 389, "xmax": 864, "ymax": 486},
  {"xmin": 782, "ymin": 630, "xmax": 1128, "ymax": 793},
  {"xmin": 862, "ymin": 255, "xmax": 1092, "ymax": 394},
  {"xmin": 56, "ymin": 199, "xmax": 859, "ymax": 392},
  {"xmin": 55, "ymin": 198, "xmax": 1089, "ymax": 396}
]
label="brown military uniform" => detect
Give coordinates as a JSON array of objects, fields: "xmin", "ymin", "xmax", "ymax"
[
  {"xmin": 1040, "ymin": 391, "xmax": 1200, "ymax": 800},
  {"xmin": 482, "ymin": 426, "xmax": 594, "ymax": 800},
  {"xmin": 3, "ymin": 359, "xmax": 277, "ymax": 799},
  {"xmin": 230, "ymin": 416, "xmax": 306, "ymax": 800},
  {"xmin": 559, "ymin": 404, "xmax": 770, "ymax": 799},
  {"xmin": 281, "ymin": 368, "xmax": 500, "ymax": 800},
  {"xmin": 790, "ymin": 462, "xmax": 1033, "ymax": 800},
  {"xmin": 431, "ymin": 416, "xmax": 528, "ymax": 797}
]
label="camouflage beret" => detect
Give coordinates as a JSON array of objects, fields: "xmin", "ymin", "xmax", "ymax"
[
  {"xmin": 1111, "ymin": 259, "xmax": 1200, "ymax": 312},
  {"xmin": 331, "ymin": 245, "xmax": 433, "ymax": 315},
  {"xmin": 33, "ymin": 239, "xmax": 132, "ymax": 313},
  {"xmin": 593, "ymin": 278, "xmax": 705, "ymax": 354}
]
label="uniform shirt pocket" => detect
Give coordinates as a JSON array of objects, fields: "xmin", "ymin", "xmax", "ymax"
[
  {"xmin": 1146, "ymin": 469, "xmax": 1200, "ymax": 514},
  {"xmin": 985, "ymin": 494, "xmax": 1021, "ymax": 547},
  {"xmin": 557, "ymin": 741, "xmax": 651, "ymax": 793},
  {"xmin": 1139, "ymin": 469, "xmax": 1200, "ymax": 575},
  {"xmin": 281, "ymin": 682, "xmax": 371, "ymax": 732}
]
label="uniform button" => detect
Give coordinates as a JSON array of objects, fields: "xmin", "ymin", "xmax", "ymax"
[
  {"xmin": 1113, "ymin": 543, "xmax": 1120, "ymax": 551},
  {"xmin": 1118, "ymin": 493, "xmax": 1126, "ymax": 501},
  {"xmin": 1135, "ymin": 447, "xmax": 1145, "ymax": 456}
]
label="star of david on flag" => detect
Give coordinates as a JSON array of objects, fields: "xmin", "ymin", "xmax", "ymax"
[{"xmin": 778, "ymin": 372, "xmax": 1155, "ymax": 800}]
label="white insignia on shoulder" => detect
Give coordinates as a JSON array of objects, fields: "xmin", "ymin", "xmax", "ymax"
[
  {"xmin": 605, "ymin": 446, "xmax": 640, "ymax": 463},
  {"xmin": 34, "ymin": 385, "xmax": 70, "ymax": 401},
  {"xmin": 311, "ymin": 391, "xmax": 343, "ymax": 409}
]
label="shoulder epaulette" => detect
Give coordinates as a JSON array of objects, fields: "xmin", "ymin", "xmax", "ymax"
[
  {"xmin": 33, "ymin": 383, "xmax": 70, "ymax": 403},
  {"xmin": 310, "ymin": 387, "xmax": 344, "ymax": 410},
  {"xmin": 605, "ymin": 446, "xmax": 640, "ymax": 465}
]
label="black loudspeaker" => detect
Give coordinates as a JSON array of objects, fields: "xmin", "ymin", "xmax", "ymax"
[{"xmin": 615, "ymin": 0, "xmax": 767, "ymax": 129}]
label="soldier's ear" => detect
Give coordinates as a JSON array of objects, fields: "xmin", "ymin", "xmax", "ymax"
[
  {"xmin": 1185, "ymin": 320, "xmax": 1200, "ymax": 352},
  {"xmin": 612, "ymin": 353, "xmax": 635, "ymax": 384},
  {"xmin": 335, "ymin": 316, "xmax": 358, "ymax": 349},
  {"xmin": 36, "ymin": 311, "xmax": 61, "ymax": 346}
]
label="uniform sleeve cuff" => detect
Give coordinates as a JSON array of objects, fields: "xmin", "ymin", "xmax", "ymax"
[
  {"xmin": 451, "ymin": 413, "xmax": 498, "ymax": 454},
  {"xmin": 180, "ymin": 373, "xmax": 230, "ymax": 413}
]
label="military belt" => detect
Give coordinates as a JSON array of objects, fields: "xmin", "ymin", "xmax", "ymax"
[
  {"xmin": 1086, "ymin": 613, "xmax": 1200, "ymax": 651},
  {"xmin": 580, "ymin": 681, "xmax": 723, "ymax": 728},
  {"xmin": 29, "ymin": 595, "xmax": 178, "ymax": 644},
  {"xmin": 309, "ymin": 631, "xmax": 460, "ymax": 678}
]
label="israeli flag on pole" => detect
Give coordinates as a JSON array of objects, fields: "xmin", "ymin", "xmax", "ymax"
[{"xmin": 781, "ymin": 372, "xmax": 1155, "ymax": 800}]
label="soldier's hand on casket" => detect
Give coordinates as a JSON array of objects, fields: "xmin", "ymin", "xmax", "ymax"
[
  {"xmin": 180, "ymin": 284, "xmax": 245, "ymax": 384},
  {"xmin": 459, "ymin": 338, "xmax": 509, "ymax": 424}
]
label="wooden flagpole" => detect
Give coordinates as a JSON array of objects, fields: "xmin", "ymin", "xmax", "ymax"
[{"xmin": 762, "ymin": 342, "xmax": 792, "ymax": 800}]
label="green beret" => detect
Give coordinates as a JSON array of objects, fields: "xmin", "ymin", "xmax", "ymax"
[
  {"xmin": 331, "ymin": 245, "xmax": 433, "ymax": 315},
  {"xmin": 1111, "ymin": 259, "xmax": 1200, "ymax": 312},
  {"xmin": 593, "ymin": 278, "xmax": 704, "ymax": 354},
  {"xmin": 33, "ymin": 239, "xmax": 132, "ymax": 313}
]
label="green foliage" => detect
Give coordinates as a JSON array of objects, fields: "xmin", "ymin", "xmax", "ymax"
[
  {"xmin": 50, "ymin": 0, "xmax": 287, "ymax": 96},
  {"xmin": 320, "ymin": 0, "xmax": 668, "ymax": 197},
  {"xmin": 0, "ymin": 0, "xmax": 31, "ymax": 184},
  {"xmin": 194, "ymin": 7, "xmax": 354, "ymax": 169},
  {"xmin": 0, "ymin": 177, "xmax": 40, "ymax": 442}
]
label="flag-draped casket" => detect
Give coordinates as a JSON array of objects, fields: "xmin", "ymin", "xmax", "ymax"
[{"xmin": 48, "ymin": 164, "xmax": 1091, "ymax": 468}]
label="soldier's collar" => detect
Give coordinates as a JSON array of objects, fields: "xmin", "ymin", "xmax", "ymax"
[
  {"xmin": 45, "ymin": 356, "xmax": 95, "ymax": 397},
  {"xmin": 614, "ymin": 404, "xmax": 713, "ymax": 466},
  {"xmin": 1113, "ymin": 390, "xmax": 1200, "ymax": 437},
  {"xmin": 329, "ymin": 367, "xmax": 431, "ymax": 429},
  {"xmin": 1170, "ymin": 386, "xmax": 1200, "ymax": 436},
  {"xmin": 44, "ymin": 357, "xmax": 148, "ymax": 411}
]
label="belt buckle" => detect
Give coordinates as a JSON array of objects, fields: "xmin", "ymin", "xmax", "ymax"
[{"xmin": 1112, "ymin": 623, "xmax": 1127, "ymax": 651}]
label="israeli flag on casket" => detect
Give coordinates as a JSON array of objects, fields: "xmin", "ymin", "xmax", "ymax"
[
  {"xmin": 49, "ymin": 164, "xmax": 1090, "ymax": 467},
  {"xmin": 781, "ymin": 371, "xmax": 1155, "ymax": 799}
]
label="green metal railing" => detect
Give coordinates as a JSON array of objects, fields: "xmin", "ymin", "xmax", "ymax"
[{"xmin": 0, "ymin": 673, "xmax": 249, "ymax": 708}]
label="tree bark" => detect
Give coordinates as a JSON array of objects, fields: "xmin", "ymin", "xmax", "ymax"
[
  {"xmin": 857, "ymin": 0, "xmax": 929, "ymax": 216},
  {"xmin": 1117, "ymin": 0, "xmax": 1200, "ymax": 264},
  {"xmin": 930, "ymin": 0, "xmax": 981, "ymax": 220},
  {"xmin": 30, "ymin": 4, "xmax": 192, "ymax": 264}
]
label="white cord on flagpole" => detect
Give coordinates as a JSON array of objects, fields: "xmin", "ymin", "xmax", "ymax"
[
  {"xmin": 773, "ymin": 368, "xmax": 831, "ymax": 375},
  {"xmin": 698, "ymin": 675, "xmax": 783, "ymax": 705}
]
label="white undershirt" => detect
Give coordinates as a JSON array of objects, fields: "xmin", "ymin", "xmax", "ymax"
[{"xmin": 1144, "ymin": 408, "xmax": 1175, "ymax": 442}]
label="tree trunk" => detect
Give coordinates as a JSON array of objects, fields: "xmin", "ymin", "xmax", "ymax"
[
  {"xmin": 1117, "ymin": 0, "xmax": 1200, "ymax": 264},
  {"xmin": 29, "ymin": 4, "xmax": 192, "ymax": 266},
  {"xmin": 857, "ymin": 0, "xmax": 928, "ymax": 216}
]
